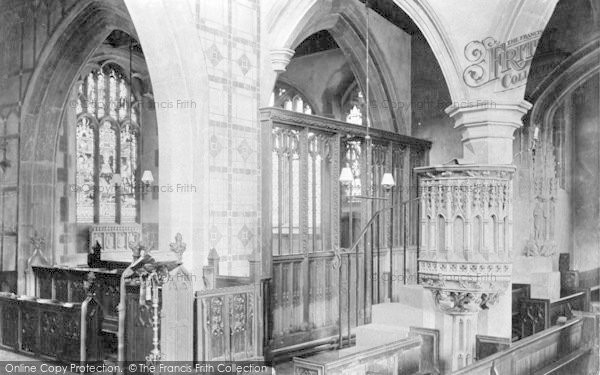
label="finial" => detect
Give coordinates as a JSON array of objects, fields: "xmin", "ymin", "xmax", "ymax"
[{"xmin": 170, "ymin": 233, "xmax": 186, "ymax": 262}]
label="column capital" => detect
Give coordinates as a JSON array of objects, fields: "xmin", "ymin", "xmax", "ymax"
[
  {"xmin": 269, "ymin": 48, "xmax": 295, "ymax": 73},
  {"xmin": 445, "ymin": 100, "xmax": 532, "ymax": 164}
]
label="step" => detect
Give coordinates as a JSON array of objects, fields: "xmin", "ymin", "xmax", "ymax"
[
  {"xmin": 372, "ymin": 303, "xmax": 432, "ymax": 329},
  {"xmin": 353, "ymin": 323, "xmax": 409, "ymax": 349}
]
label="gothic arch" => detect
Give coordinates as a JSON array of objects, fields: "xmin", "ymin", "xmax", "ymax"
[
  {"xmin": 18, "ymin": 0, "xmax": 210, "ymax": 291},
  {"xmin": 268, "ymin": 0, "xmax": 461, "ymax": 104},
  {"xmin": 389, "ymin": 0, "xmax": 465, "ymax": 102},
  {"xmin": 276, "ymin": 12, "xmax": 402, "ymax": 133},
  {"xmin": 18, "ymin": 0, "xmax": 139, "ymax": 291},
  {"xmin": 529, "ymin": 38, "xmax": 600, "ymax": 129}
]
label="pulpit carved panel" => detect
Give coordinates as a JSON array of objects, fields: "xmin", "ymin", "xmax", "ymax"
[{"xmin": 417, "ymin": 166, "xmax": 514, "ymax": 301}]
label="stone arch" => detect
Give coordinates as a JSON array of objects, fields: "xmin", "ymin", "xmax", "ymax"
[
  {"xmin": 268, "ymin": 0, "xmax": 462, "ymax": 105},
  {"xmin": 389, "ymin": 0, "xmax": 465, "ymax": 102},
  {"xmin": 273, "ymin": 13, "xmax": 400, "ymax": 132},
  {"xmin": 18, "ymin": 0, "xmax": 209, "ymax": 291},
  {"xmin": 274, "ymin": 77, "xmax": 320, "ymax": 115},
  {"xmin": 269, "ymin": 4, "xmax": 409, "ymax": 133},
  {"xmin": 529, "ymin": 39, "xmax": 600, "ymax": 129},
  {"xmin": 18, "ymin": 0, "xmax": 140, "ymax": 291}
]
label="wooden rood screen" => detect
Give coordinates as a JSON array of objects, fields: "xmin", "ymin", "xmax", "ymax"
[{"xmin": 260, "ymin": 108, "xmax": 429, "ymax": 359}]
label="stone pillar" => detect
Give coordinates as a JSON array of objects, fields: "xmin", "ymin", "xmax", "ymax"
[
  {"xmin": 416, "ymin": 101, "xmax": 533, "ymax": 372},
  {"xmin": 446, "ymin": 101, "xmax": 531, "ymax": 165}
]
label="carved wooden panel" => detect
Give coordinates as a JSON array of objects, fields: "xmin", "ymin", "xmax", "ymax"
[
  {"xmin": 40, "ymin": 311, "xmax": 61, "ymax": 357},
  {"xmin": 21, "ymin": 306, "xmax": 38, "ymax": 353},
  {"xmin": 519, "ymin": 299, "xmax": 549, "ymax": 338},
  {"xmin": 71, "ymin": 279, "xmax": 86, "ymax": 302},
  {"xmin": 196, "ymin": 284, "xmax": 261, "ymax": 362},
  {"xmin": 1, "ymin": 302, "xmax": 18, "ymax": 348},
  {"xmin": 62, "ymin": 312, "xmax": 81, "ymax": 362},
  {"xmin": 38, "ymin": 273, "xmax": 52, "ymax": 299},
  {"xmin": 55, "ymin": 278, "xmax": 68, "ymax": 301},
  {"xmin": 0, "ymin": 294, "xmax": 102, "ymax": 363},
  {"xmin": 124, "ymin": 286, "xmax": 153, "ymax": 362}
]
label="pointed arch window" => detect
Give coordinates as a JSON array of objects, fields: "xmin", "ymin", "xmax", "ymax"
[
  {"xmin": 342, "ymin": 82, "xmax": 365, "ymax": 125},
  {"xmin": 269, "ymin": 82, "xmax": 314, "ymax": 114},
  {"xmin": 75, "ymin": 64, "xmax": 140, "ymax": 224}
]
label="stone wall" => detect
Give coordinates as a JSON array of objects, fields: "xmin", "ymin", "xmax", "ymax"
[{"xmin": 0, "ymin": 0, "xmax": 86, "ymax": 291}]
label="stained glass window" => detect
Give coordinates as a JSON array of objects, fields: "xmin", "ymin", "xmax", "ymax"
[
  {"xmin": 120, "ymin": 122, "xmax": 138, "ymax": 222},
  {"xmin": 76, "ymin": 117, "xmax": 95, "ymax": 222},
  {"xmin": 75, "ymin": 64, "xmax": 140, "ymax": 223}
]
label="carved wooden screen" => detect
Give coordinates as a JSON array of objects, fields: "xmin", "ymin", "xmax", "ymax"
[
  {"xmin": 269, "ymin": 123, "xmax": 339, "ymax": 350},
  {"xmin": 261, "ymin": 108, "xmax": 430, "ymax": 357}
]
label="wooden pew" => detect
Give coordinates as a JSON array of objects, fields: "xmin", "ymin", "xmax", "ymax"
[
  {"xmin": 559, "ymin": 253, "xmax": 600, "ymax": 306},
  {"xmin": 476, "ymin": 335, "xmax": 511, "ymax": 360},
  {"xmin": 0, "ymin": 292, "xmax": 102, "ymax": 363},
  {"xmin": 32, "ymin": 265, "xmax": 122, "ymax": 335},
  {"xmin": 292, "ymin": 335, "xmax": 422, "ymax": 375},
  {"xmin": 511, "ymin": 283, "xmax": 531, "ymax": 341},
  {"xmin": 517, "ymin": 290, "xmax": 590, "ymax": 340},
  {"xmin": 453, "ymin": 315, "xmax": 598, "ymax": 375}
]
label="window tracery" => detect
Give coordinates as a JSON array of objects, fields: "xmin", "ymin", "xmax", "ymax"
[
  {"xmin": 75, "ymin": 64, "xmax": 140, "ymax": 223},
  {"xmin": 269, "ymin": 82, "xmax": 313, "ymax": 115}
]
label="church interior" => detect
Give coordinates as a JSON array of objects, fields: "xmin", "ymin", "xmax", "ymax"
[{"xmin": 0, "ymin": 0, "xmax": 599, "ymax": 374}]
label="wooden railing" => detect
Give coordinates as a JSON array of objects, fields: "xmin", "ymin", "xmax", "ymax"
[
  {"xmin": 196, "ymin": 282, "xmax": 263, "ymax": 361},
  {"xmin": 0, "ymin": 292, "xmax": 102, "ymax": 363},
  {"xmin": 516, "ymin": 290, "xmax": 590, "ymax": 340},
  {"xmin": 337, "ymin": 198, "xmax": 420, "ymax": 349},
  {"xmin": 454, "ymin": 316, "xmax": 597, "ymax": 375}
]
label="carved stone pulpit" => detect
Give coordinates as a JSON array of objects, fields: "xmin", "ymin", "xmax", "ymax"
[{"xmin": 416, "ymin": 165, "xmax": 513, "ymax": 373}]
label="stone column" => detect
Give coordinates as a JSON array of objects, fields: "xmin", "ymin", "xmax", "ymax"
[
  {"xmin": 446, "ymin": 101, "xmax": 531, "ymax": 165},
  {"xmin": 417, "ymin": 101, "xmax": 529, "ymax": 373}
]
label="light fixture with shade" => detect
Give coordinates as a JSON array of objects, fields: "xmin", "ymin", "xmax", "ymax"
[
  {"xmin": 141, "ymin": 170, "xmax": 154, "ymax": 186},
  {"xmin": 339, "ymin": 165, "xmax": 354, "ymax": 187},
  {"xmin": 381, "ymin": 172, "xmax": 395, "ymax": 190},
  {"xmin": 112, "ymin": 173, "xmax": 123, "ymax": 186}
]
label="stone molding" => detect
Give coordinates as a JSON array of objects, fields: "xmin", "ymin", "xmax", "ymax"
[
  {"xmin": 416, "ymin": 165, "xmax": 514, "ymax": 315},
  {"xmin": 430, "ymin": 289, "xmax": 502, "ymax": 315},
  {"xmin": 419, "ymin": 260, "xmax": 511, "ymax": 292},
  {"xmin": 269, "ymin": 48, "xmax": 295, "ymax": 73},
  {"xmin": 445, "ymin": 101, "xmax": 532, "ymax": 164}
]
